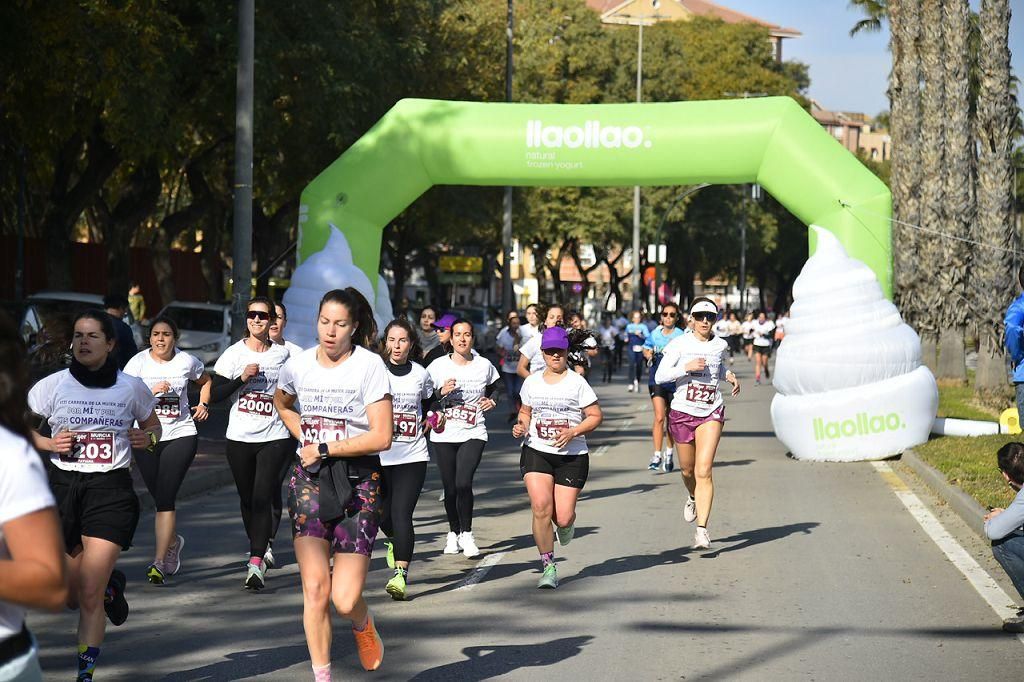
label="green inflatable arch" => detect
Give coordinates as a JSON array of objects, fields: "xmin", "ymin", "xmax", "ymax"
[{"xmin": 297, "ymin": 96, "xmax": 892, "ymax": 298}]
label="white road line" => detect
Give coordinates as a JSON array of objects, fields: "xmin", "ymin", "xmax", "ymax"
[
  {"xmin": 872, "ymin": 462, "xmax": 1024, "ymax": 643},
  {"xmin": 593, "ymin": 444, "xmax": 610, "ymax": 458},
  {"xmin": 454, "ymin": 552, "xmax": 506, "ymax": 591}
]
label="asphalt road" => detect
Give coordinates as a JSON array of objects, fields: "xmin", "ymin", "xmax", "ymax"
[{"xmin": 29, "ymin": 356, "xmax": 1022, "ymax": 680}]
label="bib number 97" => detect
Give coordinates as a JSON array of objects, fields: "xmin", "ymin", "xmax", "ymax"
[{"xmin": 393, "ymin": 412, "xmax": 418, "ymax": 441}]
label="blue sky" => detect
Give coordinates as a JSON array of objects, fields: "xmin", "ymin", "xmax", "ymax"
[{"xmin": 721, "ymin": 0, "xmax": 1024, "ymax": 118}]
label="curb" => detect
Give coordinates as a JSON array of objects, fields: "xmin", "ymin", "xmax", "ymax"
[{"xmin": 898, "ymin": 448, "xmax": 989, "ymax": 542}]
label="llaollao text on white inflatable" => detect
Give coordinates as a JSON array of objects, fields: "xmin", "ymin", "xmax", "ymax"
[
  {"xmin": 770, "ymin": 226, "xmax": 938, "ymax": 462},
  {"xmin": 281, "ymin": 224, "xmax": 394, "ymax": 350}
]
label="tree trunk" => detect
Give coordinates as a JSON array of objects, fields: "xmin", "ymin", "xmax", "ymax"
[
  {"xmin": 96, "ymin": 161, "xmax": 162, "ymax": 296},
  {"xmin": 976, "ymin": 345, "xmax": 1009, "ymax": 397},
  {"xmin": 889, "ymin": 0, "xmax": 923, "ymax": 325},
  {"xmin": 973, "ymin": 0, "xmax": 1014, "ymax": 394},
  {"xmin": 934, "ymin": 0, "xmax": 972, "ymax": 382},
  {"xmin": 916, "ymin": 0, "xmax": 947, "ymax": 353},
  {"xmin": 920, "ymin": 334, "xmax": 938, "ymax": 374}
]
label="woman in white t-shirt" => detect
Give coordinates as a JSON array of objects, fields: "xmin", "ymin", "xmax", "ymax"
[
  {"xmin": 274, "ymin": 288, "xmax": 392, "ymax": 675},
  {"xmin": 123, "ymin": 316, "xmax": 211, "ymax": 586},
  {"xmin": 751, "ymin": 311, "xmax": 776, "ymax": 386},
  {"xmin": 655, "ymin": 298, "xmax": 740, "ymax": 551},
  {"xmin": 495, "ymin": 310, "xmax": 528, "ymax": 422},
  {"xmin": 512, "ymin": 326, "xmax": 602, "ymax": 590},
  {"xmin": 270, "ymin": 302, "xmax": 304, "ymax": 355},
  {"xmin": 516, "ymin": 303, "xmax": 565, "ymax": 378},
  {"xmin": 28, "ymin": 310, "xmax": 160, "ymax": 679},
  {"xmin": 427, "ymin": 319, "xmax": 501, "ymax": 559},
  {"xmin": 212, "ymin": 296, "xmax": 292, "ymax": 591},
  {"xmin": 378, "ymin": 318, "xmax": 441, "ymax": 601},
  {"xmin": 741, "ymin": 312, "xmax": 755, "ymax": 361},
  {"xmin": 0, "ymin": 315, "xmax": 66, "ymax": 682}
]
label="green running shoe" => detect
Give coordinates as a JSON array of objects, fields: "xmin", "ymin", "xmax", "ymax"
[
  {"xmin": 555, "ymin": 522, "xmax": 575, "ymax": 547},
  {"xmin": 537, "ymin": 564, "xmax": 559, "ymax": 589},
  {"xmin": 385, "ymin": 540, "xmax": 395, "ymax": 569},
  {"xmin": 146, "ymin": 562, "xmax": 166, "ymax": 585},
  {"xmin": 385, "ymin": 570, "xmax": 407, "ymax": 601}
]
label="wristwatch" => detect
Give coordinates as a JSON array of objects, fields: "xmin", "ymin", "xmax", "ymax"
[
  {"xmin": 318, "ymin": 442, "xmax": 330, "ymax": 462},
  {"xmin": 200, "ymin": 401, "xmax": 210, "ymax": 408}
]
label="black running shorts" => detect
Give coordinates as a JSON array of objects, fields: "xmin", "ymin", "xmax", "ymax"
[
  {"xmin": 48, "ymin": 465, "xmax": 140, "ymax": 552},
  {"xmin": 520, "ymin": 445, "xmax": 589, "ymax": 489}
]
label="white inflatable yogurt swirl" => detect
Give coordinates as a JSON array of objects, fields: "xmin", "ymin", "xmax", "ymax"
[{"xmin": 282, "ymin": 225, "xmax": 394, "ymax": 350}]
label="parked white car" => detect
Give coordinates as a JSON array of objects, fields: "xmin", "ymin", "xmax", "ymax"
[
  {"xmin": 21, "ymin": 291, "xmax": 142, "ymax": 347},
  {"xmin": 156, "ymin": 301, "xmax": 231, "ymax": 365}
]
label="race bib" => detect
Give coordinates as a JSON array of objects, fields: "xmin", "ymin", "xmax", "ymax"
[
  {"xmin": 535, "ymin": 418, "xmax": 570, "ymax": 441},
  {"xmin": 685, "ymin": 382, "xmax": 717, "ymax": 406},
  {"xmin": 393, "ymin": 412, "xmax": 419, "ymax": 442},
  {"xmin": 445, "ymin": 404, "xmax": 478, "ymax": 426},
  {"xmin": 155, "ymin": 394, "xmax": 181, "ymax": 420},
  {"xmin": 237, "ymin": 391, "xmax": 274, "ymax": 417},
  {"xmin": 300, "ymin": 415, "xmax": 348, "ymax": 447},
  {"xmin": 65, "ymin": 431, "xmax": 115, "ymax": 466}
]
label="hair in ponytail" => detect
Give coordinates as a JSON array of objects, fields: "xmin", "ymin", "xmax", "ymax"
[
  {"xmin": 0, "ymin": 312, "xmax": 33, "ymax": 445},
  {"xmin": 319, "ymin": 288, "xmax": 378, "ymax": 350}
]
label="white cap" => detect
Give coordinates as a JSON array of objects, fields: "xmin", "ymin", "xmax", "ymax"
[{"xmin": 690, "ymin": 300, "xmax": 718, "ymax": 316}]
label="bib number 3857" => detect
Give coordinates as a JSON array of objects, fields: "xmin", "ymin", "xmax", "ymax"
[
  {"xmin": 445, "ymin": 405, "xmax": 478, "ymax": 426},
  {"xmin": 66, "ymin": 432, "xmax": 115, "ymax": 465},
  {"xmin": 300, "ymin": 415, "xmax": 348, "ymax": 447}
]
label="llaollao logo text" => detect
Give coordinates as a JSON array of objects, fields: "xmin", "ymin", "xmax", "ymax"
[
  {"xmin": 813, "ymin": 412, "xmax": 906, "ymax": 441},
  {"xmin": 525, "ymin": 120, "xmax": 652, "ymax": 149}
]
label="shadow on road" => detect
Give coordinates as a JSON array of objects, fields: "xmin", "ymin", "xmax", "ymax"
[
  {"xmin": 409, "ymin": 635, "xmax": 593, "ymax": 681},
  {"xmin": 703, "ymin": 522, "xmax": 819, "ymax": 557},
  {"xmin": 156, "ymin": 644, "xmax": 309, "ymax": 681}
]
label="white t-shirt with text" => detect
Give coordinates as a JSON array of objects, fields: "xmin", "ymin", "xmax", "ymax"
[
  {"xmin": 519, "ymin": 334, "xmax": 546, "ymax": 374},
  {"xmin": 752, "ymin": 320, "xmax": 775, "ymax": 347},
  {"xmin": 382, "ymin": 362, "xmax": 433, "ymax": 466},
  {"xmin": 654, "ymin": 334, "xmax": 730, "ymax": 417},
  {"xmin": 214, "ymin": 340, "xmax": 291, "ymax": 442},
  {"xmin": 28, "ymin": 370, "xmax": 156, "ymax": 472},
  {"xmin": 123, "ymin": 349, "xmax": 205, "ymax": 441},
  {"xmin": 520, "ymin": 370, "xmax": 598, "ymax": 456},
  {"xmin": 427, "ymin": 354, "xmax": 500, "ymax": 443}
]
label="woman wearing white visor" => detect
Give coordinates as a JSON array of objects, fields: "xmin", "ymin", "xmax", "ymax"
[{"xmin": 654, "ymin": 298, "xmax": 740, "ymax": 550}]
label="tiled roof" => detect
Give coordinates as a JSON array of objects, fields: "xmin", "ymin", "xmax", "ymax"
[{"xmin": 586, "ymin": 0, "xmax": 801, "ymax": 37}]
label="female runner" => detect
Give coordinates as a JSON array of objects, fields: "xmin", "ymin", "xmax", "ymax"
[
  {"xmin": 275, "ymin": 288, "xmax": 392, "ymax": 676},
  {"xmin": 123, "ymin": 316, "xmax": 212, "ymax": 584},
  {"xmin": 642, "ymin": 304, "xmax": 685, "ymax": 472},
  {"xmin": 513, "ymin": 326, "xmax": 602, "ymax": 589},
  {"xmin": 212, "ymin": 296, "xmax": 293, "ymax": 589},
  {"xmin": 28, "ymin": 310, "xmax": 160, "ymax": 681},
  {"xmin": 427, "ymin": 319, "xmax": 501, "ymax": 558},
  {"xmin": 624, "ymin": 310, "xmax": 649, "ymax": 392},
  {"xmin": 378, "ymin": 318, "xmax": 443, "ymax": 600},
  {"xmin": 516, "ymin": 304, "xmax": 565, "ymax": 379},
  {"xmin": 654, "ymin": 298, "xmax": 740, "ymax": 550}
]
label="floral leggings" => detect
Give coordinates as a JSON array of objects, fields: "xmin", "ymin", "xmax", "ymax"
[{"xmin": 288, "ymin": 464, "xmax": 382, "ymax": 557}]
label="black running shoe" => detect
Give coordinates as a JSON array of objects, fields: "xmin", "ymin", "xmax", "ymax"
[{"xmin": 105, "ymin": 569, "xmax": 129, "ymax": 626}]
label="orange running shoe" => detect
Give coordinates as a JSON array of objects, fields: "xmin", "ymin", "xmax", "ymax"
[{"xmin": 353, "ymin": 612, "xmax": 384, "ymax": 671}]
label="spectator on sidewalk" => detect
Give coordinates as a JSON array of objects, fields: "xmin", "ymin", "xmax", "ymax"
[
  {"xmin": 1005, "ymin": 267, "xmax": 1024, "ymax": 421},
  {"xmin": 128, "ymin": 282, "xmax": 147, "ymax": 325},
  {"xmin": 984, "ymin": 441, "xmax": 1024, "ymax": 633},
  {"xmin": 103, "ymin": 295, "xmax": 139, "ymax": 369}
]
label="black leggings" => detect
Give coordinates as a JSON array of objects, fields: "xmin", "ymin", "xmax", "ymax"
[
  {"xmin": 133, "ymin": 435, "xmax": 198, "ymax": 512},
  {"xmin": 225, "ymin": 438, "xmax": 294, "ymax": 558},
  {"xmin": 380, "ymin": 461, "xmax": 428, "ymax": 563},
  {"xmin": 270, "ymin": 438, "xmax": 297, "ymax": 543},
  {"xmin": 433, "ymin": 439, "xmax": 485, "ymax": 534}
]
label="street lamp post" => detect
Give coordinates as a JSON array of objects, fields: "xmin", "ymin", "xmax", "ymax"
[
  {"xmin": 501, "ymin": 0, "xmax": 515, "ymax": 315},
  {"xmin": 653, "ymin": 183, "xmax": 710, "ymax": 306},
  {"xmin": 625, "ymin": 0, "xmax": 660, "ymax": 312},
  {"xmin": 230, "ymin": 0, "xmax": 255, "ymax": 342}
]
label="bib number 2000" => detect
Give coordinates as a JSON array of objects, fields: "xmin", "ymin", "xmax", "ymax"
[{"xmin": 237, "ymin": 391, "xmax": 274, "ymax": 417}]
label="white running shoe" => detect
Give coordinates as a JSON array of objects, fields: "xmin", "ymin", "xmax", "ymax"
[
  {"xmin": 683, "ymin": 496, "xmax": 697, "ymax": 523},
  {"xmin": 263, "ymin": 544, "xmax": 275, "ymax": 570},
  {"xmin": 443, "ymin": 531, "xmax": 461, "ymax": 554},
  {"xmin": 661, "ymin": 449, "xmax": 674, "ymax": 473},
  {"xmin": 460, "ymin": 531, "xmax": 480, "ymax": 558},
  {"xmin": 632, "ymin": 379, "xmax": 639, "ymax": 392},
  {"xmin": 627, "ymin": 382, "xmax": 635, "ymax": 392},
  {"xmin": 693, "ymin": 526, "xmax": 711, "ymax": 550}
]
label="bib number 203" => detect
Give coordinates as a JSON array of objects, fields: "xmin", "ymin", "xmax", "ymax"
[{"xmin": 66, "ymin": 432, "xmax": 115, "ymax": 465}]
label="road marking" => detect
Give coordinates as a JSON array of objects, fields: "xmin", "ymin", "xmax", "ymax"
[
  {"xmin": 454, "ymin": 552, "xmax": 505, "ymax": 591},
  {"xmin": 872, "ymin": 461, "xmax": 1024, "ymax": 644},
  {"xmin": 593, "ymin": 444, "xmax": 610, "ymax": 457}
]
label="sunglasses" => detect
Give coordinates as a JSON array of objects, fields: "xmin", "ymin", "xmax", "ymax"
[
  {"xmin": 692, "ymin": 312, "xmax": 716, "ymax": 322},
  {"xmin": 661, "ymin": 312, "xmax": 678, "ymax": 318},
  {"xmin": 246, "ymin": 311, "xmax": 271, "ymax": 321}
]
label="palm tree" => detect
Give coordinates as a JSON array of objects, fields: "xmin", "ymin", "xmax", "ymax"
[
  {"xmin": 973, "ymin": 0, "xmax": 1014, "ymax": 395},
  {"xmin": 848, "ymin": 0, "xmax": 888, "ymax": 36},
  {"xmin": 936, "ymin": 0, "xmax": 972, "ymax": 382},
  {"xmin": 913, "ymin": 0, "xmax": 947, "ymax": 372},
  {"xmin": 887, "ymin": 0, "xmax": 922, "ymax": 329}
]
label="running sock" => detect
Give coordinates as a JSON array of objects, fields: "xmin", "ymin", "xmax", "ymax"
[
  {"xmin": 353, "ymin": 613, "xmax": 369, "ymax": 632},
  {"xmin": 540, "ymin": 550, "xmax": 555, "ymax": 569},
  {"xmin": 77, "ymin": 645, "xmax": 100, "ymax": 681},
  {"xmin": 697, "ymin": 524, "xmax": 707, "ymax": 530},
  {"xmin": 395, "ymin": 567, "xmax": 408, "ymax": 579},
  {"xmin": 248, "ymin": 556, "xmax": 263, "ymax": 567},
  {"xmin": 312, "ymin": 663, "xmax": 332, "ymax": 682}
]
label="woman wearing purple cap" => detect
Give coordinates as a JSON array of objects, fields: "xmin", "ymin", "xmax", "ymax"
[
  {"xmin": 654, "ymin": 297, "xmax": 740, "ymax": 551},
  {"xmin": 422, "ymin": 313, "xmax": 458, "ymax": 367},
  {"xmin": 513, "ymin": 326, "xmax": 602, "ymax": 589}
]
